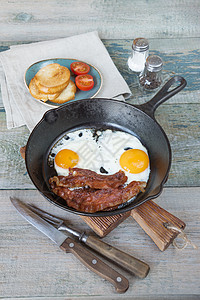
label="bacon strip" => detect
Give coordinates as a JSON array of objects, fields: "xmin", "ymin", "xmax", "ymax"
[
  {"xmin": 49, "ymin": 168, "xmax": 127, "ymax": 189},
  {"xmin": 50, "ymin": 178, "xmax": 146, "ymax": 213}
]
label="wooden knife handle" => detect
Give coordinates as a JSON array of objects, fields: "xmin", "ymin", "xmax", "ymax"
[
  {"xmin": 60, "ymin": 237, "xmax": 129, "ymax": 293},
  {"xmin": 85, "ymin": 235, "xmax": 149, "ymax": 278}
]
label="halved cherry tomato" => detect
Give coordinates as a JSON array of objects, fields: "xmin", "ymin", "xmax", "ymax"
[
  {"xmin": 70, "ymin": 61, "xmax": 90, "ymax": 75},
  {"xmin": 75, "ymin": 74, "xmax": 94, "ymax": 91}
]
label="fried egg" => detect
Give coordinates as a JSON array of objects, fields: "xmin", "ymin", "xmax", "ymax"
[{"xmin": 48, "ymin": 128, "xmax": 150, "ymax": 183}]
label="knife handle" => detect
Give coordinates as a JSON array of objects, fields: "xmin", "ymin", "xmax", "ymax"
[
  {"xmin": 60, "ymin": 237, "xmax": 129, "ymax": 293},
  {"xmin": 84, "ymin": 235, "xmax": 149, "ymax": 278}
]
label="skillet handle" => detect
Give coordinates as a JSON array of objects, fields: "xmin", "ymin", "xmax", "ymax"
[{"xmin": 137, "ymin": 76, "xmax": 187, "ymax": 118}]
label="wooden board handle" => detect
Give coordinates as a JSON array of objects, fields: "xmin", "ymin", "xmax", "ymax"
[{"xmin": 131, "ymin": 200, "xmax": 186, "ymax": 251}]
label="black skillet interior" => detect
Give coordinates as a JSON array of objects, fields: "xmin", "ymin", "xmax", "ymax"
[{"xmin": 25, "ymin": 76, "xmax": 187, "ymax": 216}]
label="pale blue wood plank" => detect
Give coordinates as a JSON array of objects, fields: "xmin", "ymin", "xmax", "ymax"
[{"xmin": 0, "ymin": 0, "xmax": 199, "ymax": 41}]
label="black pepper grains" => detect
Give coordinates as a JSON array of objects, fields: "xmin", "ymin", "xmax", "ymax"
[{"xmin": 139, "ymin": 55, "xmax": 163, "ymax": 90}]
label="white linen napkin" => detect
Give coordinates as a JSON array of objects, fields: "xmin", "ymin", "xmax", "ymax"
[{"xmin": 0, "ymin": 31, "xmax": 131, "ymax": 132}]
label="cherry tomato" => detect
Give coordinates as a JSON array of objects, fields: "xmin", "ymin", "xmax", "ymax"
[
  {"xmin": 70, "ymin": 61, "xmax": 90, "ymax": 75},
  {"xmin": 75, "ymin": 74, "xmax": 94, "ymax": 91}
]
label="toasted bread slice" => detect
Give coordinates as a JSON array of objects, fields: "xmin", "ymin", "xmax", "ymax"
[
  {"xmin": 29, "ymin": 77, "xmax": 61, "ymax": 101},
  {"xmin": 35, "ymin": 78, "xmax": 69, "ymax": 94},
  {"xmin": 49, "ymin": 80, "xmax": 76, "ymax": 104},
  {"xmin": 35, "ymin": 63, "xmax": 70, "ymax": 88}
]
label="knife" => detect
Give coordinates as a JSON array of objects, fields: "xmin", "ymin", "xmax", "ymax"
[
  {"xmin": 10, "ymin": 197, "xmax": 129, "ymax": 293},
  {"xmin": 28, "ymin": 204, "xmax": 150, "ymax": 278}
]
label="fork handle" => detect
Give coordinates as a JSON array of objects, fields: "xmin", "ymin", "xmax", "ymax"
[
  {"xmin": 60, "ymin": 237, "xmax": 129, "ymax": 293},
  {"xmin": 84, "ymin": 235, "xmax": 150, "ymax": 278}
]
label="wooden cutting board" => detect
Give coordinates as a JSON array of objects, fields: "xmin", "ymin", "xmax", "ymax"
[
  {"xmin": 20, "ymin": 146, "xmax": 186, "ymax": 251},
  {"xmin": 81, "ymin": 200, "xmax": 185, "ymax": 251}
]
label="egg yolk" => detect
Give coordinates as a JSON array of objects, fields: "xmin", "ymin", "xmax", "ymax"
[
  {"xmin": 120, "ymin": 149, "xmax": 149, "ymax": 174},
  {"xmin": 55, "ymin": 149, "xmax": 79, "ymax": 169}
]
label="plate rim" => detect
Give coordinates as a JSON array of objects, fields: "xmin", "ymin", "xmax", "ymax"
[{"xmin": 24, "ymin": 58, "xmax": 103, "ymax": 108}]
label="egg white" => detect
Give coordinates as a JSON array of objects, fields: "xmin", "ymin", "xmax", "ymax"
[{"xmin": 48, "ymin": 128, "xmax": 150, "ymax": 183}]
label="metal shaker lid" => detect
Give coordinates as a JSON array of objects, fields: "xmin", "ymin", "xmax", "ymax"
[
  {"xmin": 132, "ymin": 38, "xmax": 149, "ymax": 52},
  {"xmin": 146, "ymin": 55, "xmax": 163, "ymax": 72}
]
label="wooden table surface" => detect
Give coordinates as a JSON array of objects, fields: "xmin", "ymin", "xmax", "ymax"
[{"xmin": 0, "ymin": 1, "xmax": 200, "ymax": 299}]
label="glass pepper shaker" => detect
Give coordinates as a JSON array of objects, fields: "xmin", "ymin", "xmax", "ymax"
[
  {"xmin": 127, "ymin": 38, "xmax": 149, "ymax": 73},
  {"xmin": 139, "ymin": 55, "xmax": 163, "ymax": 90}
]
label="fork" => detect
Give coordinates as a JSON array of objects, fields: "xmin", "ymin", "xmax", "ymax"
[{"xmin": 28, "ymin": 204, "xmax": 150, "ymax": 278}]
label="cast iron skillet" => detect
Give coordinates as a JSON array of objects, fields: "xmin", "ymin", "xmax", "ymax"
[{"xmin": 25, "ymin": 76, "xmax": 187, "ymax": 217}]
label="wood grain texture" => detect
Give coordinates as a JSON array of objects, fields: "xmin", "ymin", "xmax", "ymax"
[
  {"xmin": 0, "ymin": 188, "xmax": 199, "ymax": 298},
  {"xmin": 84, "ymin": 235, "xmax": 150, "ymax": 278},
  {"xmin": 80, "ymin": 212, "xmax": 131, "ymax": 237},
  {"xmin": 0, "ymin": 111, "xmax": 32, "ymax": 189},
  {"xmin": 131, "ymin": 200, "xmax": 186, "ymax": 251},
  {"xmin": 0, "ymin": 0, "xmax": 199, "ymax": 41},
  {"xmin": 60, "ymin": 237, "xmax": 130, "ymax": 293},
  {"xmin": 80, "ymin": 199, "xmax": 186, "ymax": 251}
]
